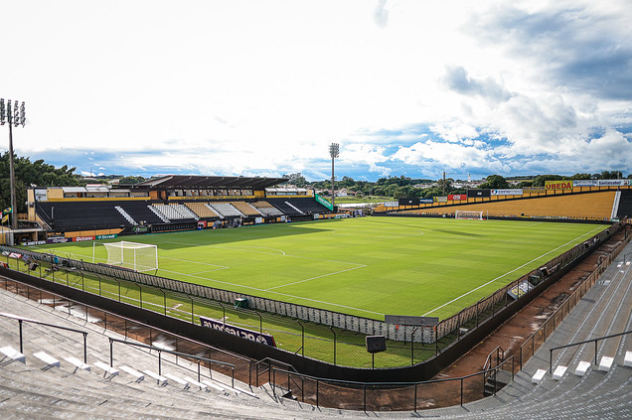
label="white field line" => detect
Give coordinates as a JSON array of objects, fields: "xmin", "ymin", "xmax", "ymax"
[
  {"xmin": 422, "ymin": 226, "xmax": 606, "ymax": 317},
  {"xmin": 143, "ymin": 243, "xmax": 376, "ymax": 315},
  {"xmin": 265, "ymin": 264, "xmax": 367, "ymax": 291},
  {"xmin": 155, "ymin": 264, "xmax": 382, "ymax": 317}
]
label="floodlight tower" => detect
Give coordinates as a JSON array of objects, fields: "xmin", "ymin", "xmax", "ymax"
[
  {"xmin": 0, "ymin": 98, "xmax": 26, "ymax": 233},
  {"xmin": 329, "ymin": 143, "xmax": 340, "ymax": 210}
]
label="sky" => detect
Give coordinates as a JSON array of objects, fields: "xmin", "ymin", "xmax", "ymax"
[{"xmin": 1, "ymin": 0, "xmax": 631, "ymax": 182}]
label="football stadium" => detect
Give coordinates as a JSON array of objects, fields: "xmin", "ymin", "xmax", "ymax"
[{"xmin": 0, "ymin": 175, "xmax": 631, "ymax": 418}]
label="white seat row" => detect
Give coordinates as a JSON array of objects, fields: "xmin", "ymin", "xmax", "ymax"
[
  {"xmin": 1, "ymin": 346, "xmax": 246, "ymax": 395},
  {"xmin": 0, "ymin": 346, "xmax": 25, "ymax": 364},
  {"xmin": 535, "ymin": 351, "xmax": 632, "ymax": 384}
]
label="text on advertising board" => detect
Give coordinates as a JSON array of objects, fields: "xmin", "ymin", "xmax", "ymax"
[{"xmin": 199, "ymin": 316, "xmax": 276, "ymax": 347}]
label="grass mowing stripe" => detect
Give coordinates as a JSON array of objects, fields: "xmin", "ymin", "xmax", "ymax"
[
  {"xmin": 33, "ymin": 217, "xmax": 609, "ymax": 320},
  {"xmin": 421, "ymin": 225, "xmax": 605, "ymax": 316}
]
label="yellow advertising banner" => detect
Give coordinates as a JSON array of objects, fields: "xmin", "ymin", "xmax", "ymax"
[{"xmin": 545, "ymin": 181, "xmax": 573, "ymax": 190}]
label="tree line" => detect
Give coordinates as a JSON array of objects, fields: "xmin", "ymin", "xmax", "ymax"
[{"xmin": 0, "ymin": 152, "xmax": 628, "ymax": 214}]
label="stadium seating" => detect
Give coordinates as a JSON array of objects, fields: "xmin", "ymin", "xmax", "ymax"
[
  {"xmin": 616, "ymin": 190, "xmax": 632, "ymax": 219},
  {"xmin": 230, "ymin": 201, "xmax": 262, "ymax": 217},
  {"xmin": 267, "ymin": 197, "xmax": 331, "ymax": 217},
  {"xmin": 184, "ymin": 202, "xmax": 220, "ymax": 220},
  {"xmin": 151, "ymin": 204, "xmax": 197, "ymax": 222},
  {"xmin": 208, "ymin": 202, "xmax": 244, "ymax": 218},
  {"xmin": 36, "ymin": 201, "xmax": 128, "ymax": 231},
  {"xmin": 251, "ymin": 200, "xmax": 284, "ymax": 217},
  {"xmin": 117, "ymin": 201, "xmax": 166, "ymax": 225}
]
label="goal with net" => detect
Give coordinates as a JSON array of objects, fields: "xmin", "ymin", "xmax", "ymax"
[
  {"xmin": 454, "ymin": 210, "xmax": 486, "ymax": 220},
  {"xmin": 94, "ymin": 241, "xmax": 158, "ymax": 272}
]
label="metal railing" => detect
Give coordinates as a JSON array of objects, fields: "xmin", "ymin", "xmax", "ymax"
[
  {"xmin": 0, "ymin": 311, "xmax": 88, "ymax": 363},
  {"xmin": 549, "ymin": 329, "xmax": 632, "ymax": 373},
  {"xmin": 108, "ymin": 337, "xmax": 236, "ymax": 388},
  {"xmin": 271, "ymin": 355, "xmax": 515, "ymax": 411}
]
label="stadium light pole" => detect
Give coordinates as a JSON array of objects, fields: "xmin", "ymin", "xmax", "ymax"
[
  {"xmin": 0, "ymin": 98, "xmax": 26, "ymax": 236},
  {"xmin": 329, "ymin": 143, "xmax": 339, "ymax": 210}
]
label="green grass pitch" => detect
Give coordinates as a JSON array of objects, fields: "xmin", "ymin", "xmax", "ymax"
[{"xmin": 33, "ymin": 217, "xmax": 608, "ymax": 321}]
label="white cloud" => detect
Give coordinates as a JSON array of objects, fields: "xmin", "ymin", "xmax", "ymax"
[{"xmin": 0, "ymin": 0, "xmax": 630, "ymax": 180}]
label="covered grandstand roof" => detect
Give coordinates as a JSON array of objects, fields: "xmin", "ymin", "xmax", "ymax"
[{"xmin": 135, "ymin": 175, "xmax": 288, "ymax": 190}]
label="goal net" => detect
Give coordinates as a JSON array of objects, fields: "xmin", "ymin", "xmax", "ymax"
[
  {"xmin": 455, "ymin": 210, "xmax": 485, "ymax": 220},
  {"xmin": 99, "ymin": 241, "xmax": 158, "ymax": 272}
]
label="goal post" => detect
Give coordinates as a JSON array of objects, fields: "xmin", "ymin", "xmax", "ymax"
[
  {"xmin": 455, "ymin": 210, "xmax": 486, "ymax": 220},
  {"xmin": 95, "ymin": 241, "xmax": 158, "ymax": 272}
]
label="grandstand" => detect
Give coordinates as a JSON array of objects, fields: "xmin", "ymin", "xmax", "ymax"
[{"xmin": 22, "ymin": 175, "xmax": 334, "ymax": 241}]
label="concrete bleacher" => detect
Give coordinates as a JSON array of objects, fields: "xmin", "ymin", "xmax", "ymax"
[
  {"xmin": 35, "ymin": 201, "xmax": 129, "ymax": 231},
  {"xmin": 251, "ymin": 200, "xmax": 284, "ymax": 217},
  {"xmin": 230, "ymin": 201, "xmax": 262, "ymax": 217},
  {"xmin": 267, "ymin": 197, "xmax": 331, "ymax": 217},
  {"xmin": 184, "ymin": 202, "xmax": 221, "ymax": 219},
  {"xmin": 616, "ymin": 189, "xmax": 632, "ymax": 219},
  {"xmin": 0, "ymin": 287, "xmax": 316, "ymax": 420},
  {"xmin": 152, "ymin": 204, "xmax": 198, "ymax": 221},
  {"xmin": 208, "ymin": 202, "xmax": 244, "ymax": 218},
  {"xmin": 117, "ymin": 201, "xmax": 165, "ymax": 225}
]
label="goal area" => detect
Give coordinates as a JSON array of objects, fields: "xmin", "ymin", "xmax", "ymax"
[
  {"xmin": 455, "ymin": 210, "xmax": 486, "ymax": 220},
  {"xmin": 94, "ymin": 241, "xmax": 158, "ymax": 272}
]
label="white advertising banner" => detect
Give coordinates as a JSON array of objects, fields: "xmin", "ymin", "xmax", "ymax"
[{"xmin": 490, "ymin": 189, "xmax": 523, "ymax": 196}]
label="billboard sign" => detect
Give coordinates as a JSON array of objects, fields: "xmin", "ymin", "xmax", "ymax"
[
  {"xmin": 398, "ymin": 198, "xmax": 420, "ymax": 206},
  {"xmin": 383, "ymin": 201, "xmax": 399, "ymax": 207},
  {"xmin": 435, "ymin": 196, "xmax": 448, "ymax": 203},
  {"xmin": 598, "ymin": 179, "xmax": 630, "ymax": 186},
  {"xmin": 448, "ymin": 194, "xmax": 466, "ymax": 201},
  {"xmin": 545, "ymin": 181, "xmax": 572, "ymax": 190},
  {"xmin": 467, "ymin": 189, "xmax": 491, "ymax": 198},
  {"xmin": 491, "ymin": 189, "xmax": 523, "ymax": 196},
  {"xmin": 46, "ymin": 237, "xmax": 70, "ymax": 244},
  {"xmin": 315, "ymin": 194, "xmax": 334, "ymax": 211},
  {"xmin": 200, "ymin": 316, "xmax": 276, "ymax": 347},
  {"xmin": 419, "ymin": 198, "xmax": 433, "ymax": 204},
  {"xmin": 572, "ymin": 180, "xmax": 598, "ymax": 187},
  {"xmin": 97, "ymin": 234, "xmax": 118, "ymax": 240},
  {"xmin": 523, "ymin": 186, "xmax": 545, "ymax": 192}
]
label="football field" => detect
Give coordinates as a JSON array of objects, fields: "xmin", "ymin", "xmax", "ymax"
[{"xmin": 33, "ymin": 217, "xmax": 608, "ymax": 320}]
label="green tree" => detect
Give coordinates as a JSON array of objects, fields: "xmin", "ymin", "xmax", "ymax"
[
  {"xmin": 118, "ymin": 176, "xmax": 147, "ymax": 185},
  {"xmin": 0, "ymin": 153, "xmax": 84, "ymax": 213},
  {"xmin": 479, "ymin": 175, "xmax": 509, "ymax": 189},
  {"xmin": 531, "ymin": 175, "xmax": 566, "ymax": 187}
]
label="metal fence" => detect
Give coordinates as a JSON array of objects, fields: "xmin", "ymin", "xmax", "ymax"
[
  {"xmin": 270, "ymin": 356, "xmax": 516, "ymax": 411},
  {"xmin": 4, "ymin": 223, "xmax": 615, "ymax": 345}
]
